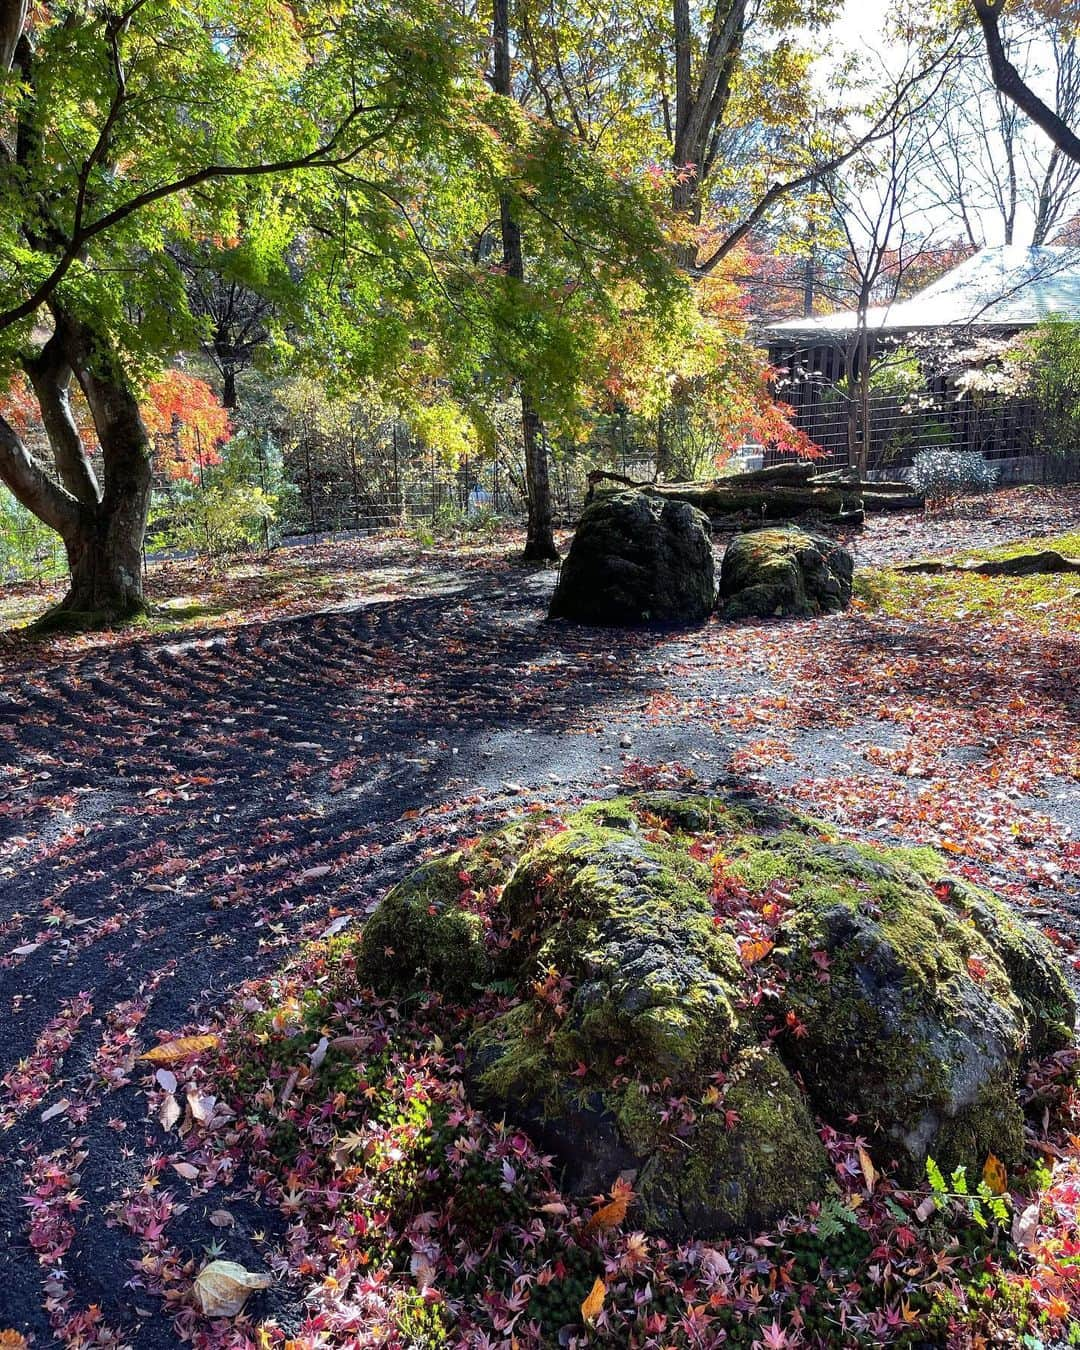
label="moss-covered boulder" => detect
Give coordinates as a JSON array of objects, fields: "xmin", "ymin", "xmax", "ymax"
[
  {"xmin": 355, "ymin": 793, "xmax": 1075, "ymax": 1239},
  {"xmin": 549, "ymin": 490, "xmax": 715, "ymax": 624},
  {"xmin": 719, "ymin": 526, "xmax": 853, "ymax": 619}
]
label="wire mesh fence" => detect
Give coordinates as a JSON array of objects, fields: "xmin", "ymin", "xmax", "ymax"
[{"xmin": 768, "ymin": 387, "xmax": 1079, "ymax": 481}]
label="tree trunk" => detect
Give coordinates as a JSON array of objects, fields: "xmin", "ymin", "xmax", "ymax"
[
  {"xmin": 493, "ymin": 0, "xmax": 558, "ymax": 562},
  {"xmin": 221, "ymin": 364, "xmax": 237, "ymax": 409},
  {"xmin": 62, "ymin": 503, "xmax": 146, "ymax": 616},
  {"xmin": 521, "ymin": 398, "xmax": 556, "ymax": 560},
  {"xmin": 55, "ymin": 319, "xmax": 153, "ymax": 619}
]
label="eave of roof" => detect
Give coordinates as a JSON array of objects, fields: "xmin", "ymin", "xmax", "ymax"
[{"xmin": 766, "ymin": 244, "xmax": 1080, "ymax": 341}]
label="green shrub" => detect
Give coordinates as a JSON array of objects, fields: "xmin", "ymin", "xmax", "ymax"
[
  {"xmin": 150, "ymin": 436, "xmax": 283, "ymax": 561},
  {"xmin": 0, "ymin": 488, "xmax": 66, "ymax": 582}
]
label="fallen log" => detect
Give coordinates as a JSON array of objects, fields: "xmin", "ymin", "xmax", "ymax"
[
  {"xmin": 864, "ymin": 491, "xmax": 924, "ymax": 513},
  {"xmin": 897, "ymin": 550, "xmax": 1080, "ymax": 576},
  {"xmin": 586, "ymin": 465, "xmax": 914, "ymax": 519},
  {"xmin": 594, "ymin": 480, "xmax": 862, "ymax": 526}
]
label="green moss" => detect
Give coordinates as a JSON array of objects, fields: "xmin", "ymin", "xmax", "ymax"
[
  {"xmin": 876, "ymin": 855, "xmax": 1076, "ymax": 1055},
  {"xmin": 641, "ymin": 1051, "xmax": 828, "ymax": 1236},
  {"xmin": 855, "ymin": 529, "xmax": 1080, "ymax": 634},
  {"xmin": 492, "ymin": 816, "xmax": 741, "ymax": 1082},
  {"xmin": 27, "ymin": 602, "xmax": 149, "ymax": 635},
  {"xmin": 932, "ymin": 1074, "xmax": 1025, "ymax": 1170},
  {"xmin": 356, "ymin": 816, "xmax": 549, "ymax": 999}
]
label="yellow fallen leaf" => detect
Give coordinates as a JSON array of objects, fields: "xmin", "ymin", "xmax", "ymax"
[
  {"xmin": 139, "ymin": 1034, "xmax": 220, "ymax": 1065},
  {"xmin": 582, "ymin": 1181, "xmax": 633, "ymax": 1237},
  {"xmin": 580, "ymin": 1276, "xmax": 605, "ymax": 1324},
  {"xmin": 0, "ymin": 1332, "xmax": 29, "ymax": 1349},
  {"xmin": 857, "ymin": 1145, "xmax": 878, "ymax": 1192},
  {"xmin": 193, "ymin": 1260, "xmax": 271, "ymax": 1317},
  {"xmin": 983, "ymin": 1153, "xmax": 1008, "ymax": 1195}
]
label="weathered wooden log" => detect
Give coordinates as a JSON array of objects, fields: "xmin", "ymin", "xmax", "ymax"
[
  {"xmin": 586, "ymin": 465, "xmax": 917, "ymax": 518},
  {"xmin": 591, "ymin": 480, "xmax": 862, "ymax": 527},
  {"xmin": 863, "ymin": 491, "xmax": 924, "ymax": 513},
  {"xmin": 898, "ymin": 550, "xmax": 1080, "ymax": 577}
]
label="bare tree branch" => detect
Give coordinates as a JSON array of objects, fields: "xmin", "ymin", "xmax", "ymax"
[{"xmin": 974, "ymin": 0, "xmax": 1080, "ymax": 165}]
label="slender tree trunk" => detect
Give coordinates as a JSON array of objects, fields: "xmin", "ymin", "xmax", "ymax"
[
  {"xmin": 858, "ymin": 331, "xmax": 871, "ymax": 477},
  {"xmin": 221, "ymin": 364, "xmax": 237, "ymax": 409},
  {"xmin": 493, "ymin": 0, "xmax": 557, "ymax": 561},
  {"xmin": 520, "ymin": 400, "xmax": 554, "ymax": 559}
]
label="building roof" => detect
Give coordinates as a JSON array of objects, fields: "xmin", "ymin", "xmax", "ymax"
[{"xmin": 767, "ymin": 244, "xmax": 1080, "ymax": 342}]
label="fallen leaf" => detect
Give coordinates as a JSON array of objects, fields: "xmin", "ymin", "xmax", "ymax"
[
  {"xmin": 40, "ymin": 1099, "xmax": 69, "ymax": 1123},
  {"xmin": 410, "ymin": 1251, "xmax": 436, "ymax": 1290},
  {"xmin": 297, "ymin": 865, "xmax": 331, "ymax": 884},
  {"xmin": 740, "ymin": 937, "xmax": 774, "ymax": 966},
  {"xmin": 209, "ymin": 1209, "xmax": 235, "ymax": 1228},
  {"xmin": 1012, "ymin": 1202, "xmax": 1040, "ymax": 1250},
  {"xmin": 139, "ymin": 1034, "xmax": 220, "ymax": 1065},
  {"xmin": 173, "ymin": 1161, "xmax": 199, "ymax": 1180},
  {"xmin": 580, "ymin": 1276, "xmax": 605, "ymax": 1324},
  {"xmin": 914, "ymin": 1195, "xmax": 936, "ymax": 1223},
  {"xmin": 857, "ymin": 1145, "xmax": 878, "ymax": 1192},
  {"xmin": 186, "ymin": 1089, "xmax": 214, "ymax": 1124},
  {"xmin": 192, "ymin": 1260, "xmax": 271, "ymax": 1317},
  {"xmin": 155, "ymin": 1068, "xmax": 178, "ymax": 1093},
  {"xmin": 982, "ymin": 1153, "xmax": 1007, "ymax": 1196},
  {"xmin": 582, "ymin": 1182, "xmax": 633, "ymax": 1237},
  {"xmin": 159, "ymin": 1094, "xmax": 181, "ymax": 1131}
]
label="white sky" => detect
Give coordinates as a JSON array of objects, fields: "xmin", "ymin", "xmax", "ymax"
[{"xmin": 820, "ymin": 0, "xmax": 1061, "ymax": 247}]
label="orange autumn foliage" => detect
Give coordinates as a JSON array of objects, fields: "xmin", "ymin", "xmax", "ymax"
[
  {"xmin": 143, "ymin": 371, "xmax": 231, "ymax": 482},
  {"xmin": 0, "ymin": 369, "xmax": 229, "ymax": 486}
]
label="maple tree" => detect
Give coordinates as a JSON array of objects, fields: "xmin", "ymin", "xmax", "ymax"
[
  {"xmin": 0, "ymin": 1, "xmax": 679, "ymax": 622},
  {"xmin": 0, "ymin": 1, "xmax": 479, "ymax": 621}
]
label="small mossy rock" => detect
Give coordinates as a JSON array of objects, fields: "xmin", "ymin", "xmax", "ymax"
[
  {"xmin": 549, "ymin": 490, "xmax": 715, "ymax": 625},
  {"xmin": 357, "ymin": 792, "xmax": 1075, "ymax": 1239},
  {"xmin": 718, "ymin": 526, "xmax": 853, "ymax": 619}
]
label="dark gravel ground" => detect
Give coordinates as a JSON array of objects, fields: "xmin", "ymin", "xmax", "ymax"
[{"xmin": 0, "ymin": 501, "xmax": 1077, "ymax": 1344}]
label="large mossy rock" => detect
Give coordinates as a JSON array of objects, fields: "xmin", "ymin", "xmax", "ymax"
[
  {"xmin": 719, "ymin": 526, "xmax": 854, "ymax": 619},
  {"xmin": 356, "ymin": 794, "xmax": 1074, "ymax": 1239},
  {"xmin": 549, "ymin": 489, "xmax": 715, "ymax": 624}
]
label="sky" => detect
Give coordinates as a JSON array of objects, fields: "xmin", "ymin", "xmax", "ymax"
[{"xmin": 819, "ymin": 0, "xmax": 1065, "ymax": 248}]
